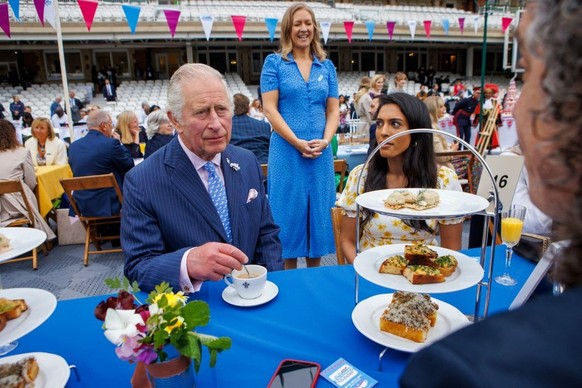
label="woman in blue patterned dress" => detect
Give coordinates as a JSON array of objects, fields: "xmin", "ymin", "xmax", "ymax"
[{"xmin": 261, "ymin": 3, "xmax": 339, "ymax": 269}]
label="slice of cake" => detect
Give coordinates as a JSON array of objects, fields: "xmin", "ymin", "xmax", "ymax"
[
  {"xmin": 0, "ymin": 233, "xmax": 10, "ymax": 254},
  {"xmin": 0, "ymin": 356, "xmax": 39, "ymax": 387},
  {"xmin": 379, "ymin": 291, "xmax": 439, "ymax": 343},
  {"xmin": 402, "ymin": 265, "xmax": 445, "ymax": 284},
  {"xmin": 379, "ymin": 255, "xmax": 408, "ymax": 274},
  {"xmin": 434, "ymin": 254, "xmax": 459, "ymax": 277}
]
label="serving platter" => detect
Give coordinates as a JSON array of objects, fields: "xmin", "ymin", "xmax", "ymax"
[
  {"xmin": 0, "ymin": 352, "xmax": 70, "ymax": 387},
  {"xmin": 355, "ymin": 189, "xmax": 489, "ymax": 219},
  {"xmin": 353, "ymin": 244, "xmax": 484, "ymax": 293},
  {"xmin": 352, "ymin": 293, "xmax": 470, "ymax": 352},
  {"xmin": 0, "ymin": 288, "xmax": 57, "ymax": 346},
  {"xmin": 0, "ymin": 227, "xmax": 47, "ymax": 263}
]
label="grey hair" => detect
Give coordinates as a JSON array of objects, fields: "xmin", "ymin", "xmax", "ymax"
[
  {"xmin": 145, "ymin": 109, "xmax": 170, "ymax": 139},
  {"xmin": 526, "ymin": 0, "xmax": 582, "ymax": 288},
  {"xmin": 166, "ymin": 63, "xmax": 232, "ymax": 123},
  {"xmin": 86, "ymin": 109, "xmax": 111, "ymax": 129}
]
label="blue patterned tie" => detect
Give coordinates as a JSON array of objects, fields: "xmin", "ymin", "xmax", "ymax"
[{"xmin": 204, "ymin": 162, "xmax": 232, "ymax": 243}]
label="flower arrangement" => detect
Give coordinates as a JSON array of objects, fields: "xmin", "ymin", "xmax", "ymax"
[{"xmin": 95, "ymin": 278, "xmax": 231, "ymax": 372}]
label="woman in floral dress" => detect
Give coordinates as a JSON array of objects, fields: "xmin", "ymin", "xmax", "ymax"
[{"xmin": 337, "ymin": 93, "xmax": 463, "ymax": 264}]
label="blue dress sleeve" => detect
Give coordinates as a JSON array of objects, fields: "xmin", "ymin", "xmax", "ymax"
[
  {"xmin": 260, "ymin": 54, "xmax": 280, "ymax": 94},
  {"xmin": 325, "ymin": 59, "xmax": 339, "ymax": 99}
]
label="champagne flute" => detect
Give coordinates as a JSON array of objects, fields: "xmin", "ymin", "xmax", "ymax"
[
  {"xmin": 495, "ymin": 204, "xmax": 527, "ymax": 286},
  {"xmin": 0, "ymin": 272, "xmax": 19, "ymax": 355}
]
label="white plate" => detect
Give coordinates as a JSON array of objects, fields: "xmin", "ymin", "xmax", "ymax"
[
  {"xmin": 0, "ymin": 227, "xmax": 47, "ymax": 263},
  {"xmin": 0, "ymin": 352, "xmax": 70, "ymax": 387},
  {"xmin": 0, "ymin": 288, "xmax": 57, "ymax": 346},
  {"xmin": 222, "ymin": 280, "xmax": 278, "ymax": 307},
  {"xmin": 355, "ymin": 189, "xmax": 489, "ymax": 219},
  {"xmin": 353, "ymin": 244, "xmax": 484, "ymax": 293},
  {"xmin": 352, "ymin": 294, "xmax": 470, "ymax": 353}
]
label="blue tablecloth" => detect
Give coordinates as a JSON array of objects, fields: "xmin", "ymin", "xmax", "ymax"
[{"xmin": 11, "ymin": 245, "xmax": 535, "ymax": 387}]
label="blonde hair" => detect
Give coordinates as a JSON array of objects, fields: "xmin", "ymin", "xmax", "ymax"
[
  {"xmin": 370, "ymin": 74, "xmax": 386, "ymax": 91},
  {"xmin": 394, "ymin": 72, "xmax": 408, "ymax": 87},
  {"xmin": 279, "ymin": 3, "xmax": 326, "ymax": 62},
  {"xmin": 31, "ymin": 117, "xmax": 57, "ymax": 140},
  {"xmin": 115, "ymin": 110, "xmax": 138, "ymax": 145},
  {"xmin": 354, "ymin": 76, "xmax": 371, "ymax": 105},
  {"xmin": 423, "ymin": 96, "xmax": 445, "ymax": 127}
]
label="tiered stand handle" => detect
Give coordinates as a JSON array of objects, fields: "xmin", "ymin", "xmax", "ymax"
[{"xmin": 354, "ymin": 128, "xmax": 500, "ymax": 322}]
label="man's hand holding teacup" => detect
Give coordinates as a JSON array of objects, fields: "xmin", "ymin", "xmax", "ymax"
[{"xmin": 187, "ymin": 242, "xmax": 248, "ymax": 282}]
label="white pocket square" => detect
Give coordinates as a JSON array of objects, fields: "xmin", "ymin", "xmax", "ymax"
[{"xmin": 246, "ymin": 188, "xmax": 258, "ymax": 203}]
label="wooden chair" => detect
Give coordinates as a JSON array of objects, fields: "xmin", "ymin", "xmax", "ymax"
[
  {"xmin": 60, "ymin": 173, "xmax": 123, "ymax": 266},
  {"xmin": 330, "ymin": 207, "xmax": 346, "ymax": 265},
  {"xmin": 0, "ymin": 179, "xmax": 47, "ymax": 269},
  {"xmin": 435, "ymin": 150, "xmax": 476, "ymax": 194},
  {"xmin": 334, "ymin": 159, "xmax": 348, "ymax": 193},
  {"xmin": 261, "ymin": 164, "xmax": 268, "ymax": 178}
]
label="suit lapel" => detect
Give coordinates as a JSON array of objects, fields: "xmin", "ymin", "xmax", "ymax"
[{"xmin": 165, "ymin": 140, "xmax": 228, "ymax": 241}]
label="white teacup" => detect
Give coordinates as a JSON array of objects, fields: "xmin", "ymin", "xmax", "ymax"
[{"xmin": 223, "ymin": 264, "xmax": 267, "ymax": 300}]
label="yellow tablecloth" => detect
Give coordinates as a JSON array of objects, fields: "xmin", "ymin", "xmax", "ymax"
[{"xmin": 35, "ymin": 164, "xmax": 73, "ymax": 217}]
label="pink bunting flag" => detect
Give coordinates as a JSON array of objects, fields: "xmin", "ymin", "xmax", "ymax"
[
  {"xmin": 231, "ymin": 15, "xmax": 246, "ymax": 41},
  {"xmin": 386, "ymin": 21, "xmax": 396, "ymax": 41},
  {"xmin": 77, "ymin": 0, "xmax": 99, "ymax": 31},
  {"xmin": 163, "ymin": 9, "xmax": 180, "ymax": 38},
  {"xmin": 502, "ymin": 17, "xmax": 513, "ymax": 33},
  {"xmin": 423, "ymin": 20, "xmax": 432, "ymax": 39},
  {"xmin": 343, "ymin": 20, "xmax": 354, "ymax": 43},
  {"xmin": 0, "ymin": 3, "xmax": 10, "ymax": 38},
  {"xmin": 458, "ymin": 17, "xmax": 465, "ymax": 34},
  {"xmin": 33, "ymin": 0, "xmax": 45, "ymax": 26}
]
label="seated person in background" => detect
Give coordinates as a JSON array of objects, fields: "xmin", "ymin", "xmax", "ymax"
[
  {"xmin": 68, "ymin": 110, "xmax": 134, "ymax": 217},
  {"xmin": 115, "ymin": 111, "xmax": 143, "ymax": 159},
  {"xmin": 144, "ymin": 110, "xmax": 174, "ymax": 159},
  {"xmin": 122, "ymin": 63, "xmax": 283, "ymax": 293},
  {"xmin": 230, "ymin": 93, "xmax": 271, "ymax": 165},
  {"xmin": 424, "ymin": 96, "xmax": 459, "ymax": 170},
  {"xmin": 249, "ymin": 98, "xmax": 266, "ymax": 121},
  {"xmin": 401, "ymin": 2, "xmax": 582, "ymax": 385},
  {"xmin": 0, "ymin": 120, "xmax": 56, "ymax": 241},
  {"xmin": 24, "ymin": 117, "xmax": 67, "ymax": 166},
  {"xmin": 337, "ymin": 93, "xmax": 463, "ymax": 264},
  {"xmin": 51, "ymin": 106, "xmax": 70, "ymax": 141},
  {"xmin": 503, "ymin": 145, "xmax": 552, "ymax": 235}
]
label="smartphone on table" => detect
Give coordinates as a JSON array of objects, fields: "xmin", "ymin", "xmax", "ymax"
[{"xmin": 267, "ymin": 359, "xmax": 321, "ymax": 388}]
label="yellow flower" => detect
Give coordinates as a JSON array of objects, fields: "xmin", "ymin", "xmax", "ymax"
[
  {"xmin": 164, "ymin": 316, "xmax": 185, "ymax": 334},
  {"xmin": 153, "ymin": 291, "xmax": 187, "ymax": 308}
]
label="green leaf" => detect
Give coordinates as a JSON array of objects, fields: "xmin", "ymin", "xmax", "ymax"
[
  {"xmin": 182, "ymin": 300, "xmax": 210, "ymax": 328},
  {"xmin": 104, "ymin": 277, "xmax": 122, "ymax": 290}
]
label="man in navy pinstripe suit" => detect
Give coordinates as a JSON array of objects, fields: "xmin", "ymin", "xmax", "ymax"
[{"xmin": 122, "ymin": 63, "xmax": 283, "ymax": 293}]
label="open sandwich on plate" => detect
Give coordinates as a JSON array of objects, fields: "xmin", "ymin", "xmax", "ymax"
[
  {"xmin": 384, "ymin": 189, "xmax": 440, "ymax": 211},
  {"xmin": 379, "ymin": 291, "xmax": 439, "ymax": 343}
]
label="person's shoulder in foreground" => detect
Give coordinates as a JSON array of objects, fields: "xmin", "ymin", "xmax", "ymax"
[{"xmin": 400, "ymin": 287, "xmax": 582, "ymax": 387}]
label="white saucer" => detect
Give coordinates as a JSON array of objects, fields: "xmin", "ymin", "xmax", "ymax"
[{"xmin": 222, "ymin": 281, "xmax": 278, "ymax": 307}]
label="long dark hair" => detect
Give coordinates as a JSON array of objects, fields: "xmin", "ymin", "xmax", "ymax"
[
  {"xmin": 0, "ymin": 119, "xmax": 20, "ymax": 151},
  {"xmin": 363, "ymin": 93, "xmax": 437, "ymax": 234}
]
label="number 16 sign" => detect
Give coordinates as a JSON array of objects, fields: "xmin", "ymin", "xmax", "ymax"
[{"xmin": 476, "ymin": 154, "xmax": 525, "ymax": 214}]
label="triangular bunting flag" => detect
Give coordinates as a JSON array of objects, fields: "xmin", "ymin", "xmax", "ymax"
[
  {"xmin": 265, "ymin": 17, "xmax": 277, "ymax": 42},
  {"xmin": 473, "ymin": 15, "xmax": 479, "ymax": 33},
  {"xmin": 8, "ymin": 0, "xmax": 19, "ymax": 22},
  {"xmin": 320, "ymin": 20, "xmax": 331, "ymax": 44},
  {"xmin": 423, "ymin": 20, "xmax": 431, "ymax": 39},
  {"xmin": 45, "ymin": 0, "xmax": 56, "ymax": 30},
  {"xmin": 200, "ymin": 15, "xmax": 214, "ymax": 41},
  {"xmin": 458, "ymin": 17, "xmax": 465, "ymax": 34},
  {"xmin": 442, "ymin": 19, "xmax": 450, "ymax": 35},
  {"xmin": 77, "ymin": 0, "xmax": 98, "ymax": 31},
  {"xmin": 33, "ymin": 0, "xmax": 45, "ymax": 26},
  {"xmin": 365, "ymin": 20, "xmax": 375, "ymax": 42},
  {"xmin": 164, "ymin": 9, "xmax": 181, "ymax": 38},
  {"xmin": 407, "ymin": 20, "xmax": 417, "ymax": 40},
  {"xmin": 122, "ymin": 4, "xmax": 140, "ymax": 34},
  {"xmin": 231, "ymin": 15, "xmax": 246, "ymax": 41},
  {"xmin": 386, "ymin": 21, "xmax": 396, "ymax": 41},
  {"xmin": 0, "ymin": 3, "xmax": 10, "ymax": 38},
  {"xmin": 343, "ymin": 20, "xmax": 354, "ymax": 43},
  {"xmin": 502, "ymin": 17, "xmax": 513, "ymax": 33}
]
